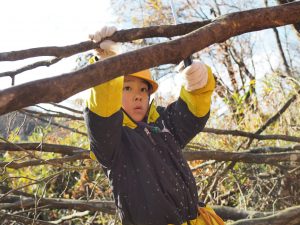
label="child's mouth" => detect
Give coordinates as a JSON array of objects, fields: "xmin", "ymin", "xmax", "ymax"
[{"xmin": 134, "ymin": 106, "xmax": 143, "ymax": 111}]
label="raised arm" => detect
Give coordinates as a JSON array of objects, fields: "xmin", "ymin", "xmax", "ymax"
[
  {"xmin": 159, "ymin": 61, "xmax": 215, "ymax": 148},
  {"xmin": 84, "ymin": 26, "xmax": 123, "ymax": 168}
]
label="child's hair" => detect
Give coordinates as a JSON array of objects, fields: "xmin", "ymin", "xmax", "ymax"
[{"xmin": 145, "ymin": 81, "xmax": 152, "ymax": 94}]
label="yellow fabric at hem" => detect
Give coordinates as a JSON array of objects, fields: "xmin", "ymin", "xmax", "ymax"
[{"xmin": 169, "ymin": 206, "xmax": 225, "ymax": 225}]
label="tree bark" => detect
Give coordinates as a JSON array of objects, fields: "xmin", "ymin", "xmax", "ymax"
[
  {"xmin": 0, "ymin": 2, "xmax": 300, "ymax": 116},
  {"xmin": 0, "ymin": 21, "xmax": 211, "ymax": 62},
  {"xmin": 277, "ymin": 0, "xmax": 300, "ymax": 39}
]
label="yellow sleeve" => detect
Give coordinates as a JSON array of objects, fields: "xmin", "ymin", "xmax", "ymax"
[
  {"xmin": 86, "ymin": 76, "xmax": 124, "ymax": 117},
  {"xmin": 179, "ymin": 66, "xmax": 215, "ymax": 117}
]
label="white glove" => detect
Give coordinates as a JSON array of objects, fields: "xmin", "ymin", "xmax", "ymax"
[
  {"xmin": 179, "ymin": 60, "xmax": 208, "ymax": 92},
  {"xmin": 89, "ymin": 26, "xmax": 119, "ymax": 57}
]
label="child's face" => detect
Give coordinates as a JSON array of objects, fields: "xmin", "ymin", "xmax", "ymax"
[{"xmin": 122, "ymin": 76, "xmax": 150, "ymax": 122}]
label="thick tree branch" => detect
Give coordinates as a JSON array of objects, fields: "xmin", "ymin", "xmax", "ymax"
[
  {"xmin": 0, "ymin": 21, "xmax": 211, "ymax": 62},
  {"xmin": 0, "ymin": 3, "xmax": 300, "ymax": 115},
  {"xmin": 277, "ymin": 0, "xmax": 300, "ymax": 39}
]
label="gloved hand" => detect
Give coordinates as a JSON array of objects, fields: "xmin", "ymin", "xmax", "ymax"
[
  {"xmin": 179, "ymin": 60, "xmax": 208, "ymax": 92},
  {"xmin": 89, "ymin": 26, "xmax": 120, "ymax": 58}
]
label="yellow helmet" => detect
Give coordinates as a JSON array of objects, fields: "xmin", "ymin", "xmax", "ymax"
[
  {"xmin": 129, "ymin": 70, "xmax": 158, "ymax": 94},
  {"xmin": 89, "ymin": 55, "xmax": 158, "ymax": 94}
]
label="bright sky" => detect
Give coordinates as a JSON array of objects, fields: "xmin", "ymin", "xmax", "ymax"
[{"xmin": 0, "ymin": 0, "xmax": 114, "ymax": 92}]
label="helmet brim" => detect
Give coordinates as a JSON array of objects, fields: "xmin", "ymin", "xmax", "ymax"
[{"xmin": 129, "ymin": 70, "xmax": 158, "ymax": 94}]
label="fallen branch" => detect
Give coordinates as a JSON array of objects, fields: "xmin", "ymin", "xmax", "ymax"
[
  {"xmin": 1, "ymin": 194, "xmax": 299, "ymax": 224},
  {"xmin": 1, "ymin": 145, "xmax": 300, "ymax": 168},
  {"xmin": 229, "ymin": 205, "xmax": 300, "ymax": 225},
  {"xmin": 183, "ymin": 149, "xmax": 300, "ymax": 164},
  {"xmin": 0, "ymin": 197, "xmax": 116, "ymax": 215},
  {"xmin": 0, "ymin": 152, "xmax": 89, "ymax": 169},
  {"xmin": 51, "ymin": 211, "xmax": 90, "ymax": 224},
  {"xmin": 0, "ymin": 211, "xmax": 53, "ymax": 225},
  {"xmin": 246, "ymin": 145, "xmax": 300, "ymax": 153},
  {"xmin": 0, "ymin": 2, "xmax": 300, "ymax": 115},
  {"xmin": 0, "ymin": 142, "xmax": 86, "ymax": 155},
  {"xmin": 0, "ymin": 194, "xmax": 270, "ymax": 221},
  {"xmin": 202, "ymin": 128, "xmax": 300, "ymax": 143}
]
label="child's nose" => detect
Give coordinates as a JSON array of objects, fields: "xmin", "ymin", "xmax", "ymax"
[{"xmin": 134, "ymin": 93, "xmax": 142, "ymax": 101}]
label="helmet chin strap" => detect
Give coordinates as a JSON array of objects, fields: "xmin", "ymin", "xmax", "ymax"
[{"xmin": 145, "ymin": 98, "xmax": 154, "ymax": 121}]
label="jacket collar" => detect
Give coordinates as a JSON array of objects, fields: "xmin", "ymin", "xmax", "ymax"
[{"xmin": 122, "ymin": 100, "xmax": 160, "ymax": 129}]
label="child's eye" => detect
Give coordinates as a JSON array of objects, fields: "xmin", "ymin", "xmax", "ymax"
[
  {"xmin": 141, "ymin": 87, "xmax": 148, "ymax": 92},
  {"xmin": 123, "ymin": 86, "xmax": 132, "ymax": 91}
]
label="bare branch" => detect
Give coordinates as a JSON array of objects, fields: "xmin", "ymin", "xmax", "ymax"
[
  {"xmin": 21, "ymin": 108, "xmax": 83, "ymax": 121},
  {"xmin": 1, "ymin": 143, "xmax": 299, "ymax": 168},
  {"xmin": 51, "ymin": 211, "xmax": 90, "ymax": 224},
  {"xmin": 0, "ymin": 211, "xmax": 53, "ymax": 225},
  {"xmin": 246, "ymin": 145, "xmax": 300, "ymax": 153},
  {"xmin": 0, "ymin": 171, "xmax": 63, "ymax": 201},
  {"xmin": 0, "ymin": 194, "xmax": 266, "ymax": 221},
  {"xmin": 2, "ymin": 194, "xmax": 300, "ymax": 224},
  {"xmin": 0, "ymin": 197, "xmax": 116, "ymax": 215},
  {"xmin": 229, "ymin": 205, "xmax": 300, "ymax": 225},
  {"xmin": 19, "ymin": 110, "xmax": 87, "ymax": 136},
  {"xmin": 0, "ymin": 2, "xmax": 300, "ymax": 115},
  {"xmin": 49, "ymin": 103, "xmax": 83, "ymax": 114},
  {"xmin": 245, "ymin": 88, "xmax": 300, "ymax": 148},
  {"xmin": 0, "ymin": 142, "xmax": 86, "ymax": 155},
  {"xmin": 0, "ymin": 57, "xmax": 61, "ymax": 79},
  {"xmin": 183, "ymin": 149, "xmax": 300, "ymax": 164},
  {"xmin": 0, "ymin": 152, "xmax": 90, "ymax": 169},
  {"xmin": 203, "ymin": 128, "xmax": 300, "ymax": 143}
]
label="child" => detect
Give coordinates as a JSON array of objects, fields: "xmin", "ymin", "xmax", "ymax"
[{"xmin": 84, "ymin": 26, "xmax": 223, "ymax": 225}]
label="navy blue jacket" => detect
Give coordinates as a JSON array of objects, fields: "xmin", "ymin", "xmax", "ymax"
[{"xmin": 84, "ymin": 69, "xmax": 215, "ymax": 225}]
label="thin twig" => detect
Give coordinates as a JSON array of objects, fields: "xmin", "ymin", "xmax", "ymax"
[{"xmin": 244, "ymin": 89, "xmax": 300, "ymax": 148}]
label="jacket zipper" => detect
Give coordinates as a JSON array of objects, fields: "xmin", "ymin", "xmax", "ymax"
[{"xmin": 144, "ymin": 127, "xmax": 156, "ymax": 145}]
